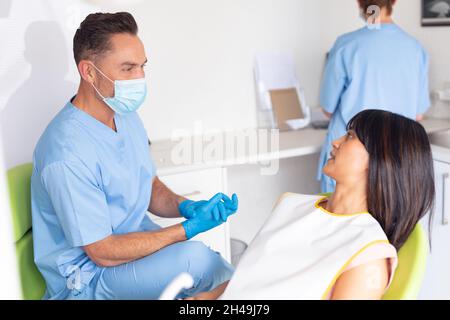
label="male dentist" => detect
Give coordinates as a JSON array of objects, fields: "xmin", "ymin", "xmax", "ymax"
[{"xmin": 31, "ymin": 12, "xmax": 237, "ymax": 300}]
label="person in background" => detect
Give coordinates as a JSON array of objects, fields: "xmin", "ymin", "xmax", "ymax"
[
  {"xmin": 31, "ymin": 12, "xmax": 238, "ymax": 300},
  {"xmin": 318, "ymin": 0, "xmax": 430, "ymax": 192}
]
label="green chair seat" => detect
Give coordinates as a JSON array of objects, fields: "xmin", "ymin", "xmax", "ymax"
[
  {"xmin": 15, "ymin": 231, "xmax": 46, "ymax": 300},
  {"xmin": 8, "ymin": 163, "xmax": 46, "ymax": 300},
  {"xmin": 8, "ymin": 164, "xmax": 33, "ymax": 242}
]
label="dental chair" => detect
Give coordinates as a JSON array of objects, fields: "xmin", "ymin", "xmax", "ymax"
[
  {"xmin": 7, "ymin": 163, "xmax": 45, "ymax": 300},
  {"xmin": 381, "ymin": 223, "xmax": 427, "ymax": 300}
]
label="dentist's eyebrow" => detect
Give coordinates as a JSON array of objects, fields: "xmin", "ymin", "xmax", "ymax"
[{"xmin": 121, "ymin": 59, "xmax": 148, "ymax": 67}]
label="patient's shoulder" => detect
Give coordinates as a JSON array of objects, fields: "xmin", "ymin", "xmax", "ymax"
[{"xmin": 331, "ymin": 258, "xmax": 390, "ymax": 300}]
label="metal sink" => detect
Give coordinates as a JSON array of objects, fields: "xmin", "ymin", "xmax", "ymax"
[{"xmin": 428, "ymin": 129, "xmax": 450, "ymax": 149}]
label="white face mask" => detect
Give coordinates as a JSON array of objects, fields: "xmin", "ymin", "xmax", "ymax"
[{"xmin": 91, "ymin": 64, "xmax": 147, "ymax": 115}]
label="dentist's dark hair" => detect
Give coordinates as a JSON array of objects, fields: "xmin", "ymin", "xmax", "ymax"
[
  {"xmin": 73, "ymin": 12, "xmax": 138, "ymax": 64},
  {"xmin": 358, "ymin": 0, "xmax": 395, "ymax": 15},
  {"xmin": 347, "ymin": 110, "xmax": 434, "ymax": 251}
]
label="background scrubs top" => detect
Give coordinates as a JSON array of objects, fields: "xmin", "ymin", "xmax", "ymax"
[
  {"xmin": 31, "ymin": 99, "xmax": 159, "ymax": 299},
  {"xmin": 318, "ymin": 23, "xmax": 430, "ymax": 192}
]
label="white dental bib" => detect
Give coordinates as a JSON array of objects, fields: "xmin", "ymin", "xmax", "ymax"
[{"xmin": 220, "ymin": 193, "xmax": 391, "ymax": 300}]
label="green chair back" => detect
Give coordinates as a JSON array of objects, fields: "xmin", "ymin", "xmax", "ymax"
[
  {"xmin": 319, "ymin": 192, "xmax": 427, "ymax": 300},
  {"xmin": 7, "ymin": 163, "xmax": 46, "ymax": 300},
  {"xmin": 382, "ymin": 224, "xmax": 427, "ymax": 300}
]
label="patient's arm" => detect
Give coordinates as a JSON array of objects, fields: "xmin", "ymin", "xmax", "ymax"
[{"xmin": 330, "ymin": 258, "xmax": 389, "ymax": 300}]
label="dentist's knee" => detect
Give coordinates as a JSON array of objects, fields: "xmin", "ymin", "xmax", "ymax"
[{"xmin": 178, "ymin": 241, "xmax": 230, "ymax": 278}]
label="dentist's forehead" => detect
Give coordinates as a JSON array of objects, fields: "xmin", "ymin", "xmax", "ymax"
[{"xmin": 108, "ymin": 33, "xmax": 146, "ymax": 64}]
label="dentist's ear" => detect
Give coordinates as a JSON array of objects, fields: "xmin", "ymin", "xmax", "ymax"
[{"xmin": 77, "ymin": 60, "xmax": 96, "ymax": 84}]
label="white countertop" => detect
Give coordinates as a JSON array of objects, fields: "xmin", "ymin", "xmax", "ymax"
[
  {"xmin": 420, "ymin": 118, "xmax": 450, "ymax": 134},
  {"xmin": 151, "ymin": 117, "xmax": 450, "ymax": 176},
  {"xmin": 420, "ymin": 118, "xmax": 450, "ymax": 164},
  {"xmin": 151, "ymin": 128, "xmax": 327, "ymax": 176}
]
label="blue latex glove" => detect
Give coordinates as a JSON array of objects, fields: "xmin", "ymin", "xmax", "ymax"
[
  {"xmin": 181, "ymin": 193, "xmax": 239, "ymax": 239},
  {"xmin": 178, "ymin": 193, "xmax": 239, "ymax": 220},
  {"xmin": 221, "ymin": 193, "xmax": 239, "ymax": 215},
  {"xmin": 178, "ymin": 199, "xmax": 208, "ymax": 219}
]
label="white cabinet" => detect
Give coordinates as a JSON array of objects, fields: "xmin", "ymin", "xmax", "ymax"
[
  {"xmin": 147, "ymin": 167, "xmax": 231, "ymax": 262},
  {"xmin": 419, "ymin": 160, "xmax": 450, "ymax": 299}
]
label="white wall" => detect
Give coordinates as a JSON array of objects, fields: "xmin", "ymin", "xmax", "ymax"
[
  {"xmin": 1, "ymin": 0, "xmax": 450, "ymax": 169},
  {"xmin": 0, "ymin": 0, "xmax": 327, "ymax": 169},
  {"xmin": 0, "ymin": 0, "xmax": 99, "ymax": 169},
  {"xmin": 133, "ymin": 0, "xmax": 326, "ymax": 142}
]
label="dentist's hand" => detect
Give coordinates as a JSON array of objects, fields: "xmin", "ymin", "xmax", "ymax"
[
  {"xmin": 178, "ymin": 193, "xmax": 239, "ymax": 220},
  {"xmin": 178, "ymin": 199, "xmax": 208, "ymax": 219},
  {"xmin": 181, "ymin": 193, "xmax": 239, "ymax": 240}
]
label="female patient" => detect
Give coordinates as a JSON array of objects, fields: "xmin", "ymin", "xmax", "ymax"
[{"xmin": 188, "ymin": 109, "xmax": 435, "ymax": 300}]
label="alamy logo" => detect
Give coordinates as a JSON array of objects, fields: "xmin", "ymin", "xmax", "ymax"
[
  {"xmin": 367, "ymin": 5, "xmax": 382, "ymax": 30},
  {"xmin": 171, "ymin": 122, "xmax": 280, "ymax": 176},
  {"xmin": 66, "ymin": 265, "xmax": 82, "ymax": 291}
]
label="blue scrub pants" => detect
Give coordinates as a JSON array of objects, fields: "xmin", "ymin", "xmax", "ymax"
[{"xmin": 70, "ymin": 241, "xmax": 234, "ymax": 300}]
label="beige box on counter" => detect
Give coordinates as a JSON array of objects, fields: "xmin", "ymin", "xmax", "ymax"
[{"xmin": 270, "ymin": 88, "xmax": 306, "ymax": 131}]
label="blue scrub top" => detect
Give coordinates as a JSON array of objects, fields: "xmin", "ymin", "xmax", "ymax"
[
  {"xmin": 31, "ymin": 99, "xmax": 160, "ymax": 299},
  {"xmin": 318, "ymin": 23, "xmax": 430, "ymax": 191}
]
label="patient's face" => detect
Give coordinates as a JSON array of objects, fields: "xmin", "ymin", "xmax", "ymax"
[{"xmin": 323, "ymin": 130, "xmax": 369, "ymax": 184}]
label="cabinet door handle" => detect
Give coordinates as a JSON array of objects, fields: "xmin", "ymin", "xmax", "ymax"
[{"xmin": 443, "ymin": 173, "xmax": 450, "ymax": 226}]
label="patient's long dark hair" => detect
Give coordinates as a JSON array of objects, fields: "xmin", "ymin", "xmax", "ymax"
[{"xmin": 347, "ymin": 110, "xmax": 435, "ymax": 251}]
